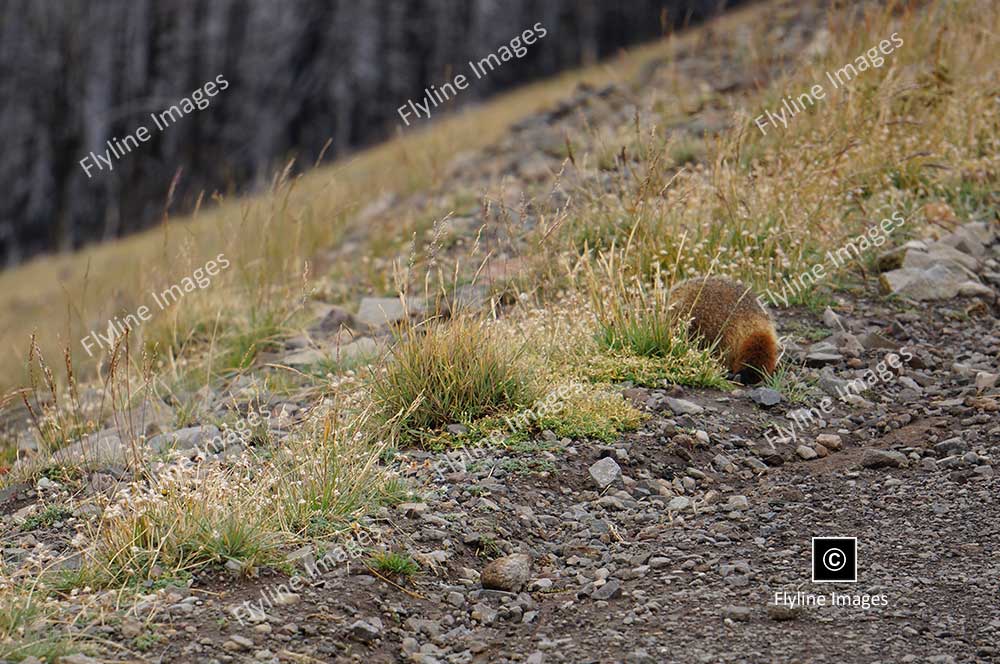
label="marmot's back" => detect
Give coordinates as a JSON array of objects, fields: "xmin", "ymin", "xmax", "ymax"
[{"xmin": 670, "ymin": 276, "xmax": 778, "ymax": 383}]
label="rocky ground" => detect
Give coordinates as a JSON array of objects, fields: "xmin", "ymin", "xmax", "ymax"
[
  {"xmin": 3, "ymin": 1, "xmax": 999, "ymax": 662},
  {"xmin": 10, "ymin": 278, "xmax": 997, "ymax": 664}
]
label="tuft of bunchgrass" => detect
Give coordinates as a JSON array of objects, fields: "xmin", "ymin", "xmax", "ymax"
[
  {"xmin": 16, "ymin": 335, "xmax": 98, "ymax": 459},
  {"xmin": 53, "ymin": 404, "xmax": 385, "ymax": 590},
  {"xmin": 278, "ymin": 407, "xmax": 387, "ymax": 537},
  {"xmin": 215, "ymin": 311, "xmax": 286, "ymax": 372},
  {"xmin": 83, "ymin": 471, "xmax": 282, "ymax": 588},
  {"xmin": 370, "ymin": 316, "xmax": 539, "ymax": 445},
  {"xmin": 377, "ymin": 476, "xmax": 414, "ymax": 506},
  {"xmin": 760, "ymin": 359, "xmax": 817, "ymax": 404},
  {"xmin": 368, "ymin": 551, "xmax": 420, "ymax": 578},
  {"xmin": 581, "ymin": 248, "xmax": 729, "ymax": 389}
]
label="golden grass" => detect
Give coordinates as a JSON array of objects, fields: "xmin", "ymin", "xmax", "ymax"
[
  {"xmin": 551, "ymin": 0, "xmax": 999, "ymax": 298},
  {"xmin": 52, "ymin": 403, "xmax": 384, "ymax": 590}
]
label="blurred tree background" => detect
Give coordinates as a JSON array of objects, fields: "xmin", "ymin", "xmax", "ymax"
[{"xmin": 0, "ymin": 0, "xmax": 736, "ymax": 265}]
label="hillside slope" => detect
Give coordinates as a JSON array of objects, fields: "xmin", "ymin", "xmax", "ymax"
[{"xmin": 1, "ymin": 0, "xmax": 998, "ymax": 662}]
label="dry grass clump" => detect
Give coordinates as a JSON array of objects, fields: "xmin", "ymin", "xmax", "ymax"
[
  {"xmin": 87, "ymin": 465, "xmax": 280, "ymax": 585},
  {"xmin": 370, "ymin": 317, "xmax": 538, "ymax": 445},
  {"xmin": 51, "ymin": 404, "xmax": 385, "ymax": 589},
  {"xmin": 1, "ymin": 333, "xmax": 162, "ymax": 476},
  {"xmin": 277, "ymin": 407, "xmax": 388, "ymax": 537},
  {"xmin": 13, "ymin": 337, "xmax": 99, "ymax": 462}
]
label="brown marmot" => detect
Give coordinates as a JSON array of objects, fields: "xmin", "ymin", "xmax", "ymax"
[{"xmin": 669, "ymin": 276, "xmax": 779, "ymax": 383}]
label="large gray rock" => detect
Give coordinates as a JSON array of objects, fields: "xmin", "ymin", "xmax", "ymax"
[
  {"xmin": 796, "ymin": 445, "xmax": 818, "ymax": 460},
  {"xmin": 817, "ymin": 367, "xmax": 849, "ymax": 397},
  {"xmin": 880, "ymin": 264, "xmax": 991, "ymax": 301},
  {"xmin": 749, "ymin": 387, "xmax": 782, "ymax": 407},
  {"xmin": 281, "ymin": 337, "xmax": 382, "ymax": 368},
  {"xmin": 879, "ymin": 221, "xmax": 1000, "ymax": 302},
  {"xmin": 902, "ymin": 241, "xmax": 980, "ymax": 274},
  {"xmin": 280, "ymin": 348, "xmax": 328, "ymax": 367},
  {"xmin": 589, "ymin": 456, "xmax": 622, "ymax": 489},
  {"xmin": 481, "ymin": 553, "xmax": 531, "ymax": 592},
  {"xmin": 934, "ymin": 437, "xmax": 967, "ymax": 457},
  {"xmin": 664, "ymin": 397, "xmax": 703, "ymax": 415},
  {"xmin": 356, "ymin": 297, "xmax": 424, "ymax": 328},
  {"xmin": 832, "ymin": 332, "xmax": 864, "ymax": 357},
  {"xmin": 123, "ymin": 397, "xmax": 176, "ymax": 437},
  {"xmin": 592, "ymin": 578, "xmax": 622, "ymax": 600},
  {"xmin": 858, "ymin": 332, "xmax": 902, "ymax": 351},
  {"xmin": 332, "ymin": 337, "xmax": 381, "ymax": 363},
  {"xmin": 349, "ymin": 617, "xmax": 383, "ymax": 642},
  {"xmin": 860, "ymin": 448, "xmax": 908, "ymax": 469},
  {"xmin": 822, "ymin": 306, "xmax": 844, "ymax": 330},
  {"xmin": 805, "ymin": 351, "xmax": 843, "ymax": 367},
  {"xmin": 958, "ymin": 281, "xmax": 998, "ymax": 298},
  {"xmin": 816, "ymin": 433, "xmax": 843, "ymax": 451},
  {"xmin": 51, "ymin": 429, "xmax": 125, "ymax": 466},
  {"xmin": 667, "ymin": 496, "xmax": 691, "ymax": 511},
  {"xmin": 310, "ymin": 305, "xmax": 370, "ymax": 335},
  {"xmin": 938, "ymin": 222, "xmax": 995, "ymax": 258}
]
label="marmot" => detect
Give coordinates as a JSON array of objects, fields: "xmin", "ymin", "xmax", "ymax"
[{"xmin": 669, "ymin": 276, "xmax": 779, "ymax": 383}]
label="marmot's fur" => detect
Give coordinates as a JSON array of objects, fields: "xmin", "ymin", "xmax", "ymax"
[{"xmin": 670, "ymin": 276, "xmax": 778, "ymax": 383}]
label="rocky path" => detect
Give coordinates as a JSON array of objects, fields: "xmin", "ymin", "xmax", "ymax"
[{"xmin": 69, "ymin": 277, "xmax": 994, "ymax": 664}]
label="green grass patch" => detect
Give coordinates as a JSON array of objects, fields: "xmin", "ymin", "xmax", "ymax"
[
  {"xmin": 377, "ymin": 477, "xmax": 414, "ymax": 507},
  {"xmin": 579, "ymin": 248, "xmax": 730, "ymax": 389},
  {"xmin": 368, "ymin": 551, "xmax": 419, "ymax": 578},
  {"xmin": 584, "ymin": 349, "xmax": 729, "ymax": 389},
  {"xmin": 475, "ymin": 537, "xmax": 505, "ymax": 560},
  {"xmin": 216, "ymin": 313, "xmax": 286, "ymax": 372},
  {"xmin": 760, "ymin": 360, "xmax": 817, "ymax": 404},
  {"xmin": 428, "ymin": 382, "xmax": 646, "ymax": 449},
  {"xmin": 21, "ymin": 505, "xmax": 74, "ymax": 531}
]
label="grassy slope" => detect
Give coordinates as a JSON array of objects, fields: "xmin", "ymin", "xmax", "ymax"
[
  {"xmin": 1, "ymin": 0, "xmax": 998, "ymax": 658},
  {"xmin": 0, "ymin": 1, "xmax": 772, "ymax": 396},
  {"xmin": 1, "ymin": 0, "xmax": 995, "ymax": 490}
]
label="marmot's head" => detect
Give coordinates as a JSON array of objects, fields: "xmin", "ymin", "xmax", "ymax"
[{"xmin": 734, "ymin": 331, "xmax": 778, "ymax": 384}]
